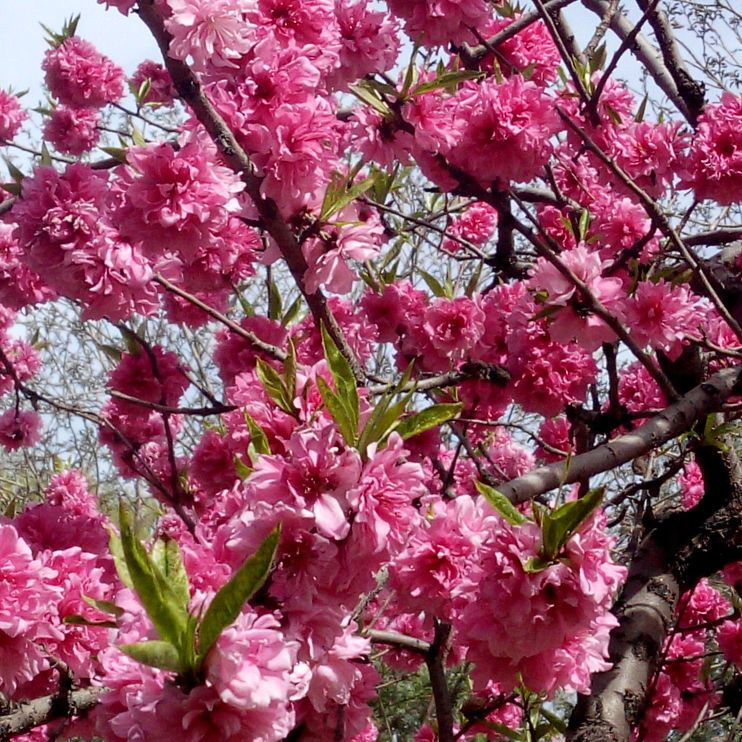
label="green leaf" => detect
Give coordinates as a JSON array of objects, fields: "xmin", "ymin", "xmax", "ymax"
[
  {"xmin": 109, "ymin": 531, "xmax": 134, "ymax": 589},
  {"xmin": 283, "ymin": 337, "xmax": 297, "ymax": 402},
  {"xmin": 150, "ymin": 536, "xmax": 190, "ymax": 610},
  {"xmin": 197, "ymin": 526, "xmax": 281, "ymax": 663},
  {"xmin": 634, "ymin": 93, "xmax": 649, "ymax": 123},
  {"xmin": 319, "ymin": 171, "xmax": 378, "ymax": 222},
  {"xmin": 119, "ymin": 641, "xmax": 185, "ymax": 673},
  {"xmin": 320, "ymin": 323, "xmax": 359, "ymax": 439},
  {"xmin": 267, "ymin": 276, "xmax": 282, "ymax": 321},
  {"xmin": 523, "ymin": 555, "xmax": 552, "ymax": 574},
  {"xmin": 418, "ymin": 269, "xmax": 448, "ymax": 298},
  {"xmin": 588, "ymin": 42, "xmax": 607, "ymax": 74},
  {"xmin": 255, "ymin": 358, "xmax": 295, "ymax": 415},
  {"xmin": 395, "ymin": 402, "xmax": 462, "ymax": 440},
  {"xmin": 234, "ymin": 456, "xmax": 252, "ymax": 480},
  {"xmin": 118, "ymin": 506, "xmax": 190, "ymax": 652},
  {"xmin": 100, "ymin": 146, "xmax": 129, "ymax": 163},
  {"xmin": 317, "ymin": 376, "xmax": 357, "ymax": 445},
  {"xmin": 348, "ymin": 82, "xmax": 391, "ymax": 115},
  {"xmin": 63, "ymin": 615, "xmax": 117, "ymax": 628},
  {"xmin": 82, "ymin": 595, "xmax": 124, "ymax": 618},
  {"xmin": 475, "ymin": 481, "xmax": 526, "ymax": 526},
  {"xmin": 411, "ymin": 70, "xmax": 484, "ymax": 97},
  {"xmin": 245, "ymin": 412, "xmax": 271, "ymax": 464},
  {"xmin": 541, "ymin": 488, "xmax": 604, "ymax": 561}
]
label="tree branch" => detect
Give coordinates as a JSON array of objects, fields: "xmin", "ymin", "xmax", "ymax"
[
  {"xmin": 0, "ymin": 687, "xmax": 106, "ymax": 740},
  {"xmin": 495, "ymin": 364, "xmax": 742, "ymax": 504}
]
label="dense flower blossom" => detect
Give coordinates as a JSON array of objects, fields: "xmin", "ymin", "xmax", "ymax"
[
  {"xmin": 387, "ymin": 0, "xmax": 493, "ymax": 46},
  {"xmin": 447, "ymin": 77, "xmax": 560, "ymax": 185},
  {"xmin": 13, "ymin": 164, "xmax": 157, "ymax": 320},
  {"xmin": 43, "ymin": 105, "xmax": 100, "ymax": 155},
  {"xmin": 302, "ymin": 204, "xmax": 385, "ymax": 294},
  {"xmin": 459, "ymin": 512, "xmax": 626, "ymax": 693},
  {"xmin": 112, "ymin": 136, "xmax": 244, "ymax": 263},
  {"xmin": 166, "ymin": 0, "xmax": 255, "ymax": 71},
  {"xmin": 0, "ymin": 89, "xmax": 26, "ymax": 141},
  {"xmin": 42, "ymin": 37, "xmax": 125, "ymax": 108},
  {"xmin": 328, "ymin": 0, "xmax": 400, "ymax": 89},
  {"xmin": 442, "ymin": 201, "xmax": 498, "ymax": 252},
  {"xmin": 527, "ymin": 245, "xmax": 624, "ymax": 350},
  {"xmin": 0, "ymin": 409, "xmax": 42, "ymax": 450},
  {"xmin": 0, "ymin": 524, "xmax": 63, "ymax": 695},
  {"xmin": 623, "ymin": 280, "xmax": 704, "ymax": 357},
  {"xmin": 686, "ymin": 92, "xmax": 742, "ymax": 204}
]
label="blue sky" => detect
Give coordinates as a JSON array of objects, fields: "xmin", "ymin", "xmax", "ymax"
[{"xmin": 0, "ymin": 1, "xmax": 157, "ymax": 102}]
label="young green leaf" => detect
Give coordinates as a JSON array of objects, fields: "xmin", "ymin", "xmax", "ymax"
[
  {"xmin": 395, "ymin": 402, "xmax": 462, "ymax": 440},
  {"xmin": 245, "ymin": 411, "xmax": 271, "ymax": 463},
  {"xmin": 63, "ymin": 615, "xmax": 117, "ymax": 629},
  {"xmin": 150, "ymin": 536, "xmax": 190, "ymax": 611},
  {"xmin": 119, "ymin": 641, "xmax": 185, "ymax": 673},
  {"xmin": 475, "ymin": 481, "xmax": 527, "ymax": 526},
  {"xmin": 317, "ymin": 376, "xmax": 357, "ymax": 445},
  {"xmin": 255, "ymin": 358, "xmax": 295, "ymax": 415},
  {"xmin": 320, "ymin": 323, "xmax": 359, "ymax": 438},
  {"xmin": 541, "ymin": 488, "xmax": 604, "ymax": 561},
  {"xmin": 196, "ymin": 526, "xmax": 281, "ymax": 664},
  {"xmin": 82, "ymin": 595, "xmax": 124, "ymax": 618},
  {"xmin": 118, "ymin": 506, "xmax": 190, "ymax": 652}
]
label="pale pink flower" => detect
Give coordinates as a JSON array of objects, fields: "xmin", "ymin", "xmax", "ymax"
[
  {"xmin": 679, "ymin": 460, "xmax": 704, "ymax": 509},
  {"xmin": 42, "ymin": 37, "xmax": 124, "ymax": 108},
  {"xmin": 718, "ymin": 620, "xmax": 742, "ymax": 668},
  {"xmin": 206, "ymin": 610, "xmax": 303, "ymax": 713}
]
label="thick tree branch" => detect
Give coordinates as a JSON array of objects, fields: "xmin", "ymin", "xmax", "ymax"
[
  {"xmin": 426, "ymin": 620, "xmax": 455, "ymax": 742},
  {"xmin": 580, "ymin": 0, "xmax": 693, "ymax": 122},
  {"xmin": 634, "ymin": 0, "xmax": 706, "ymax": 123},
  {"xmin": 496, "ymin": 365, "xmax": 742, "ymax": 504},
  {"xmin": 0, "ymin": 687, "xmax": 106, "ymax": 740}
]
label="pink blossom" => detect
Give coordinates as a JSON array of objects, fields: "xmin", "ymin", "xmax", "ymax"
[
  {"xmin": 113, "ymin": 137, "xmax": 244, "ymax": 263},
  {"xmin": 443, "ymin": 202, "xmax": 498, "ymax": 252},
  {"xmin": 0, "ymin": 223, "xmax": 53, "ymax": 310},
  {"xmin": 328, "ymin": 0, "xmax": 400, "ymax": 89},
  {"xmin": 527, "ymin": 244, "xmax": 624, "ymax": 350},
  {"xmin": 0, "ymin": 524, "xmax": 63, "ymax": 695},
  {"xmin": 423, "ymin": 296, "xmax": 485, "ymax": 355},
  {"xmin": 679, "ymin": 460, "xmax": 704, "ymax": 509},
  {"xmin": 42, "ymin": 37, "xmax": 124, "ymax": 108},
  {"xmin": 623, "ymin": 280, "xmax": 704, "ymax": 357},
  {"xmin": 166, "ymin": 0, "xmax": 254, "ymax": 71},
  {"xmin": 206, "ymin": 610, "xmax": 303, "ymax": 715},
  {"xmin": 302, "ymin": 204, "xmax": 385, "ymax": 294},
  {"xmin": 459, "ymin": 512, "xmax": 625, "ymax": 693},
  {"xmin": 448, "ymin": 77, "xmax": 560, "ymax": 185},
  {"xmin": 0, "ymin": 410, "xmax": 42, "ymax": 450},
  {"xmin": 387, "ymin": 0, "xmax": 494, "ymax": 46},
  {"xmin": 618, "ymin": 361, "xmax": 667, "ymax": 418},
  {"xmin": 479, "ymin": 16, "xmax": 560, "ymax": 84},
  {"xmin": 0, "ymin": 89, "xmax": 26, "ymax": 141},
  {"xmin": 45, "ymin": 469, "xmax": 98, "ymax": 518},
  {"xmin": 718, "ymin": 619, "xmax": 742, "ymax": 668},
  {"xmin": 43, "ymin": 105, "xmax": 100, "ymax": 155},
  {"xmin": 686, "ymin": 92, "xmax": 742, "ymax": 205},
  {"xmin": 537, "ymin": 417, "xmax": 572, "ymax": 462},
  {"xmin": 613, "ymin": 121, "xmax": 689, "ymax": 198},
  {"xmin": 108, "ymin": 346, "xmax": 189, "ymax": 411}
]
